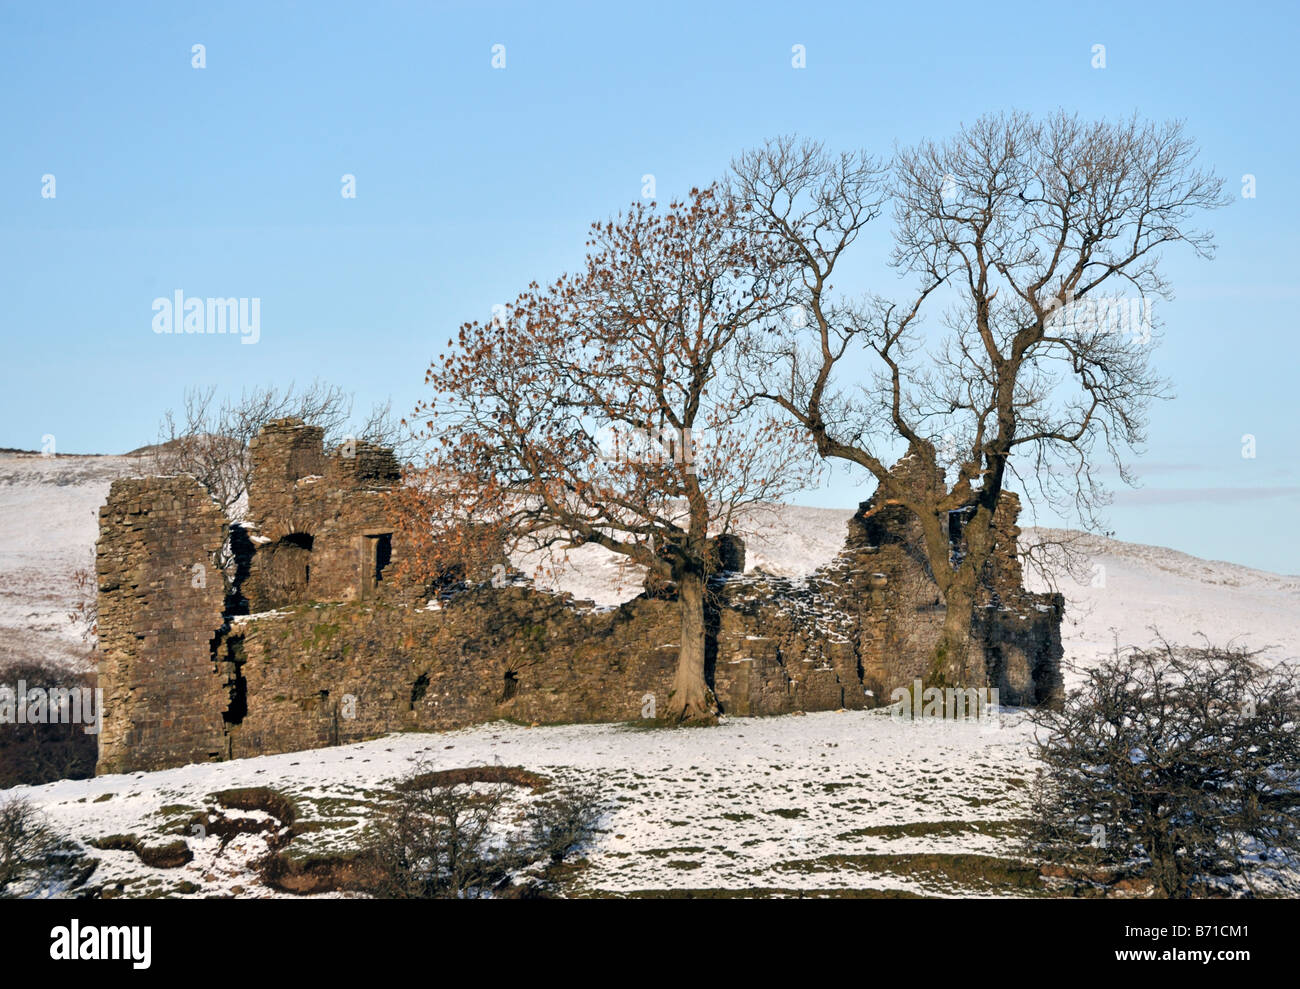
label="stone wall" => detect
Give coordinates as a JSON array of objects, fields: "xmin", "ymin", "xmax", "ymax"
[
  {"xmin": 814, "ymin": 485, "xmax": 1064, "ymax": 709},
  {"xmin": 238, "ymin": 419, "xmax": 404, "ymax": 612},
  {"xmin": 218, "ymin": 581, "xmax": 877, "ymax": 758},
  {"xmin": 95, "ymin": 476, "xmax": 229, "ymax": 774},
  {"xmin": 221, "ymin": 591, "xmax": 680, "ymax": 756}
]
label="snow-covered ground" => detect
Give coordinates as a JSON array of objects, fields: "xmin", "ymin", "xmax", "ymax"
[
  {"xmin": 0, "ymin": 453, "xmax": 148, "ymax": 672},
  {"xmin": 27, "ymin": 711, "xmax": 1037, "ymax": 898},
  {"xmin": 2, "ymin": 451, "xmax": 1298, "ymax": 897}
]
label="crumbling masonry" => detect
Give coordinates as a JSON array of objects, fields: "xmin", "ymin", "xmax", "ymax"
[{"xmin": 94, "ymin": 418, "xmax": 1063, "ymax": 774}]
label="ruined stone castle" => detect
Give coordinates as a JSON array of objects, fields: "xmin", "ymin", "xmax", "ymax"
[{"xmin": 94, "ymin": 418, "xmax": 1063, "ymax": 774}]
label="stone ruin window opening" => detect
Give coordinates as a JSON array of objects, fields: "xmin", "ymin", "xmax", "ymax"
[
  {"xmin": 947, "ymin": 508, "xmax": 973, "ymax": 567},
  {"xmin": 265, "ymin": 532, "xmax": 313, "ymax": 607},
  {"xmin": 360, "ymin": 533, "xmax": 394, "ymax": 599},
  {"xmin": 221, "ymin": 636, "xmax": 248, "ymax": 727},
  {"xmin": 371, "ymin": 534, "xmax": 393, "ymax": 584},
  {"xmin": 501, "ymin": 670, "xmax": 519, "ymax": 702},
  {"xmin": 410, "ymin": 673, "xmax": 429, "ymax": 710}
]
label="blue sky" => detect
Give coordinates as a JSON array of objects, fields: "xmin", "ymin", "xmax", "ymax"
[{"xmin": 2, "ymin": 0, "xmax": 1297, "ymax": 572}]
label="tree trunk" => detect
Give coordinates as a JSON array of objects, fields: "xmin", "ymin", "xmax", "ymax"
[
  {"xmin": 1146, "ymin": 827, "xmax": 1184, "ymax": 898},
  {"xmin": 933, "ymin": 575, "xmax": 980, "ymax": 688},
  {"xmin": 666, "ymin": 567, "xmax": 718, "ymax": 723},
  {"xmin": 929, "ymin": 500, "xmax": 995, "ymax": 691}
]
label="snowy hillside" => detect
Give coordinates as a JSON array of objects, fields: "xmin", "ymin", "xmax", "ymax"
[
  {"xmin": 2, "ymin": 451, "xmax": 1298, "ymax": 898},
  {"xmin": 1023, "ymin": 529, "xmax": 1300, "ymax": 685},
  {"xmin": 0, "ymin": 453, "xmax": 148, "ymax": 671}
]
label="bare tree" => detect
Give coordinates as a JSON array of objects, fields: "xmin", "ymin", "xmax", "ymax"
[
  {"xmin": 65, "ymin": 553, "xmax": 98, "ymax": 670},
  {"xmin": 155, "ymin": 382, "xmax": 349, "ymax": 516},
  {"xmin": 524, "ymin": 782, "xmax": 604, "ymax": 865},
  {"xmin": 0, "ymin": 796, "xmax": 59, "ymax": 896},
  {"xmin": 367, "ymin": 774, "xmax": 515, "ymax": 899},
  {"xmin": 395, "ymin": 186, "xmax": 818, "ymax": 722},
  {"xmin": 732, "ymin": 116, "xmax": 1228, "ymax": 688},
  {"xmin": 1028, "ymin": 642, "xmax": 1300, "ymax": 898},
  {"xmin": 364, "ymin": 765, "xmax": 604, "ymax": 898}
]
